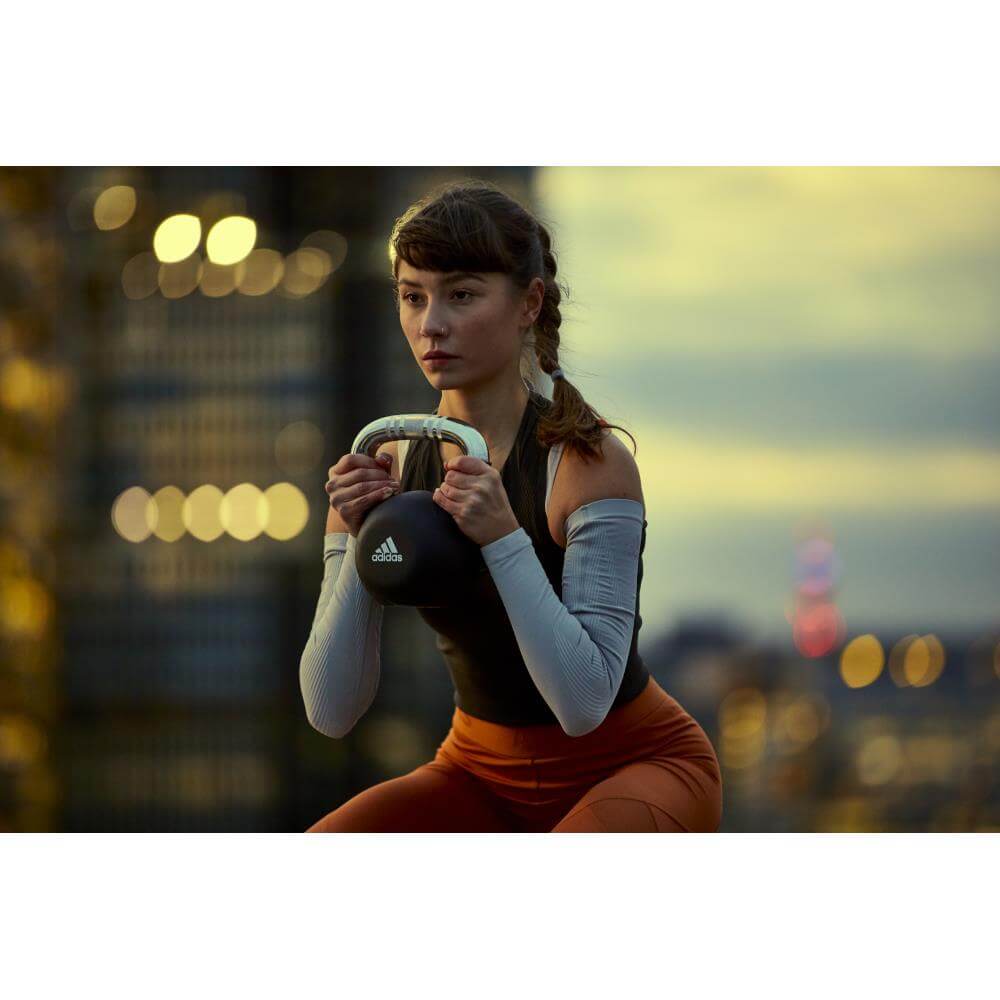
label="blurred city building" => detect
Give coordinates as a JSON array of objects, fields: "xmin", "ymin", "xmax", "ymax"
[{"xmin": 0, "ymin": 166, "xmax": 533, "ymax": 831}]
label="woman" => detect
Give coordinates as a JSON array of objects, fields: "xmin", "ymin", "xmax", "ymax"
[{"xmin": 300, "ymin": 179, "xmax": 722, "ymax": 832}]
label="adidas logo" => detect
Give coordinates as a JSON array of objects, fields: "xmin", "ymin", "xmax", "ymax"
[{"xmin": 371, "ymin": 536, "xmax": 404, "ymax": 563}]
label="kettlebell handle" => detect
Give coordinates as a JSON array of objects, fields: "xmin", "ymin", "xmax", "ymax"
[{"xmin": 350, "ymin": 413, "xmax": 490, "ymax": 463}]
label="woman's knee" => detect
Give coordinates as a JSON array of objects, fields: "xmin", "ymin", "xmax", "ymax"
[
  {"xmin": 552, "ymin": 796, "xmax": 683, "ymax": 833},
  {"xmin": 550, "ymin": 759, "xmax": 723, "ymax": 833}
]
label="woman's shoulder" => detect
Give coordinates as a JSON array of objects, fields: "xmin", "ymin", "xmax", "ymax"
[{"xmin": 549, "ymin": 429, "xmax": 643, "ymax": 535}]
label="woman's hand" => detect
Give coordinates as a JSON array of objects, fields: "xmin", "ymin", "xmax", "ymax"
[
  {"xmin": 433, "ymin": 456, "xmax": 520, "ymax": 548},
  {"xmin": 325, "ymin": 452, "xmax": 399, "ymax": 538}
]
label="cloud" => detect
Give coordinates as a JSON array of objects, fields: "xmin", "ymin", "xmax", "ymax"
[
  {"xmin": 537, "ymin": 166, "xmax": 1000, "ymax": 358},
  {"xmin": 583, "ymin": 352, "xmax": 1000, "ymax": 449},
  {"xmin": 629, "ymin": 425, "xmax": 1000, "ymax": 514}
]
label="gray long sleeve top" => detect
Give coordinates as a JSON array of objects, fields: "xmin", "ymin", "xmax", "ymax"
[{"xmin": 298, "ymin": 496, "xmax": 645, "ymax": 739}]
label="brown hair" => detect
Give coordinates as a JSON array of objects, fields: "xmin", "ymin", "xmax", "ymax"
[{"xmin": 388, "ymin": 177, "xmax": 637, "ymax": 464}]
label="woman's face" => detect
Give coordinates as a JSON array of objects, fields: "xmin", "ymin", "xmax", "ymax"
[{"xmin": 396, "ymin": 262, "xmax": 542, "ymax": 390}]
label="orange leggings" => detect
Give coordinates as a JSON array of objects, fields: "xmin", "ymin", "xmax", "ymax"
[{"xmin": 306, "ymin": 676, "xmax": 722, "ymax": 833}]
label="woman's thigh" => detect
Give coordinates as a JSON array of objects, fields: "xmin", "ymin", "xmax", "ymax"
[
  {"xmin": 306, "ymin": 758, "xmax": 516, "ymax": 833},
  {"xmin": 550, "ymin": 759, "xmax": 723, "ymax": 833}
]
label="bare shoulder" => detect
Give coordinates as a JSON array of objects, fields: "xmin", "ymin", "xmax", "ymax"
[
  {"xmin": 325, "ymin": 441, "xmax": 399, "ymax": 534},
  {"xmin": 548, "ymin": 430, "xmax": 643, "ymax": 547}
]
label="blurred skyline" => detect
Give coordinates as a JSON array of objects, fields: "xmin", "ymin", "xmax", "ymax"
[{"xmin": 536, "ymin": 166, "xmax": 1000, "ymax": 639}]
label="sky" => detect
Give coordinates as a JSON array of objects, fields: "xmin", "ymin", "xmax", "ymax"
[{"xmin": 535, "ymin": 167, "xmax": 1000, "ymax": 643}]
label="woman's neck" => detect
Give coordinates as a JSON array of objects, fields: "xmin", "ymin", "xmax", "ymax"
[{"xmin": 437, "ymin": 382, "xmax": 531, "ymax": 466}]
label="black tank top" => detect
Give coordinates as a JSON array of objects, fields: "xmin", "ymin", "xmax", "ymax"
[{"xmin": 400, "ymin": 389, "xmax": 650, "ymax": 726}]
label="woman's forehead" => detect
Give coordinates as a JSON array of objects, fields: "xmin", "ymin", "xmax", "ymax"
[{"xmin": 396, "ymin": 263, "xmax": 496, "ymax": 287}]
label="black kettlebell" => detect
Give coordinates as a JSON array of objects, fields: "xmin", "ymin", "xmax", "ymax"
[{"xmin": 352, "ymin": 412, "xmax": 491, "ymax": 608}]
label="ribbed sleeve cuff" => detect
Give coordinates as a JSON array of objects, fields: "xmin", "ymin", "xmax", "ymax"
[{"xmin": 480, "ymin": 526, "xmax": 533, "ymax": 567}]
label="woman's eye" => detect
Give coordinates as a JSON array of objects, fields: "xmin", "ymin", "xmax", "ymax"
[{"xmin": 402, "ymin": 291, "xmax": 472, "ymax": 304}]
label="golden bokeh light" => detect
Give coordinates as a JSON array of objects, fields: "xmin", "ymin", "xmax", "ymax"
[
  {"xmin": 150, "ymin": 486, "xmax": 187, "ymax": 542},
  {"xmin": 275, "ymin": 420, "xmax": 324, "ymax": 475},
  {"xmin": 888, "ymin": 634, "xmax": 919, "ymax": 687},
  {"xmin": 262, "ymin": 483, "xmax": 310, "ymax": 540},
  {"xmin": 719, "ymin": 687, "xmax": 767, "ymax": 770},
  {"xmin": 903, "ymin": 634, "xmax": 946, "ymax": 687},
  {"xmin": 181, "ymin": 485, "xmax": 226, "ymax": 542},
  {"xmin": 0, "ymin": 357, "xmax": 46, "ymax": 413},
  {"xmin": 220, "ymin": 483, "xmax": 266, "ymax": 541},
  {"xmin": 111, "ymin": 486, "xmax": 156, "ymax": 543},
  {"xmin": 856, "ymin": 734, "xmax": 904, "ymax": 786},
  {"xmin": 236, "ymin": 249, "xmax": 284, "ymax": 296},
  {"xmin": 839, "ymin": 634, "xmax": 884, "ymax": 688},
  {"xmin": 93, "ymin": 185, "xmax": 137, "ymax": 231},
  {"xmin": 198, "ymin": 260, "xmax": 241, "ymax": 298},
  {"xmin": 301, "ymin": 229, "xmax": 348, "ymax": 272},
  {"xmin": 0, "ymin": 578, "xmax": 52, "ymax": 638},
  {"xmin": 205, "ymin": 215, "xmax": 257, "ymax": 266},
  {"xmin": 158, "ymin": 253, "xmax": 204, "ymax": 299},
  {"xmin": 0, "ymin": 714, "xmax": 47, "ymax": 767},
  {"xmin": 153, "ymin": 213, "xmax": 202, "ymax": 263},
  {"xmin": 281, "ymin": 247, "xmax": 329, "ymax": 297},
  {"xmin": 121, "ymin": 252, "xmax": 160, "ymax": 300},
  {"xmin": 781, "ymin": 695, "xmax": 826, "ymax": 746}
]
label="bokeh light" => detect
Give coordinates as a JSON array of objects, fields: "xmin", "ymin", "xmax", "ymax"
[
  {"xmin": 181, "ymin": 485, "xmax": 226, "ymax": 542},
  {"xmin": 856, "ymin": 734, "xmax": 904, "ymax": 786},
  {"xmin": 793, "ymin": 600, "xmax": 845, "ymax": 658},
  {"xmin": 158, "ymin": 253, "xmax": 203, "ymax": 299},
  {"xmin": 153, "ymin": 214, "xmax": 202, "ymax": 263},
  {"xmin": 794, "ymin": 536, "xmax": 840, "ymax": 598},
  {"xmin": 121, "ymin": 252, "xmax": 160, "ymax": 300},
  {"xmin": 903, "ymin": 634, "xmax": 946, "ymax": 687},
  {"xmin": 198, "ymin": 260, "xmax": 241, "ymax": 298},
  {"xmin": 718, "ymin": 687, "xmax": 767, "ymax": 770},
  {"xmin": 262, "ymin": 483, "xmax": 310, "ymax": 540},
  {"xmin": 281, "ymin": 247, "xmax": 329, "ymax": 296},
  {"xmin": 274, "ymin": 420, "xmax": 324, "ymax": 475},
  {"xmin": 0, "ymin": 715, "xmax": 48, "ymax": 767},
  {"xmin": 839, "ymin": 634, "xmax": 884, "ymax": 688},
  {"xmin": 0, "ymin": 357, "xmax": 47, "ymax": 413},
  {"xmin": 93, "ymin": 185, "xmax": 137, "ymax": 231},
  {"xmin": 780, "ymin": 694, "xmax": 828, "ymax": 746},
  {"xmin": 888, "ymin": 633, "xmax": 920, "ymax": 687},
  {"xmin": 300, "ymin": 229, "xmax": 348, "ymax": 272},
  {"xmin": 0, "ymin": 578, "xmax": 52, "ymax": 638},
  {"xmin": 220, "ymin": 483, "xmax": 266, "ymax": 540},
  {"xmin": 111, "ymin": 486, "xmax": 156, "ymax": 543},
  {"xmin": 150, "ymin": 486, "xmax": 187, "ymax": 542},
  {"xmin": 236, "ymin": 249, "xmax": 284, "ymax": 296},
  {"xmin": 205, "ymin": 215, "xmax": 257, "ymax": 266}
]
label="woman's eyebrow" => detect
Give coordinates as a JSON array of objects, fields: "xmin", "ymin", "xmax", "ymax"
[{"xmin": 397, "ymin": 272, "xmax": 486, "ymax": 288}]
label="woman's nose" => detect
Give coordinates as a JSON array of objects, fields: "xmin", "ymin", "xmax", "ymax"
[{"xmin": 420, "ymin": 312, "xmax": 448, "ymax": 337}]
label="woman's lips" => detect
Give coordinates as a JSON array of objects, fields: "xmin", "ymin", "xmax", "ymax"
[{"xmin": 424, "ymin": 356, "xmax": 457, "ymax": 367}]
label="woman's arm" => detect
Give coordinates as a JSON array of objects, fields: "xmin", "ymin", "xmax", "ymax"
[
  {"xmin": 299, "ymin": 531, "xmax": 383, "ymax": 738},
  {"xmin": 480, "ymin": 497, "xmax": 644, "ymax": 737},
  {"xmin": 300, "ymin": 443, "xmax": 398, "ymax": 737}
]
